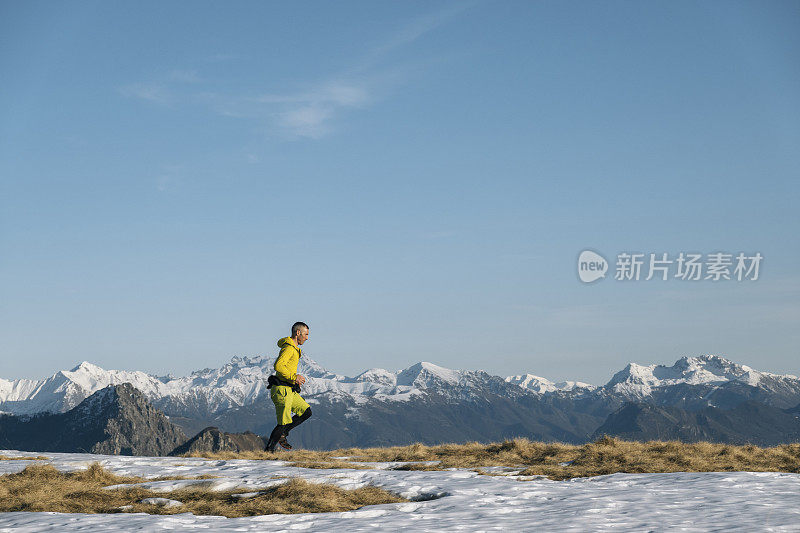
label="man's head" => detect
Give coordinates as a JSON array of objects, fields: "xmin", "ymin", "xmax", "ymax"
[{"xmin": 291, "ymin": 322, "xmax": 309, "ymax": 345}]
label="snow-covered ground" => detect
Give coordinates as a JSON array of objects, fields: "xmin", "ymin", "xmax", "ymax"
[{"xmin": 0, "ymin": 450, "xmax": 799, "ymax": 531}]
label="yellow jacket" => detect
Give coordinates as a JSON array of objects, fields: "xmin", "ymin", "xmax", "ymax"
[{"xmin": 275, "ymin": 337, "xmax": 302, "ymax": 383}]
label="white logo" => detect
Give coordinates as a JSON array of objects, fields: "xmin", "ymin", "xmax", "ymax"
[
  {"xmin": 578, "ymin": 250, "xmax": 608, "ymax": 283},
  {"xmin": 577, "ymin": 250, "xmax": 763, "ymax": 284}
]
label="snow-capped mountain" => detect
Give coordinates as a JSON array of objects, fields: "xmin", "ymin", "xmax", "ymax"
[
  {"xmin": 0, "ymin": 357, "xmax": 509, "ymax": 416},
  {"xmin": 2, "ymin": 354, "xmax": 799, "ymax": 449},
  {"xmin": 2, "ymin": 354, "xmax": 798, "ymax": 417},
  {"xmin": 505, "ymin": 374, "xmax": 596, "ymax": 394},
  {"xmin": 0, "ymin": 362, "xmax": 169, "ymax": 415},
  {"xmin": 603, "ymin": 354, "xmax": 800, "ymax": 399}
]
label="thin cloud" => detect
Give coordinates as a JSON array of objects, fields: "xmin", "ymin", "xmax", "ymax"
[
  {"xmin": 254, "ymin": 80, "xmax": 372, "ymax": 138},
  {"xmin": 278, "ymin": 106, "xmax": 334, "ymax": 139},
  {"xmin": 168, "ymin": 69, "xmax": 202, "ymax": 83},
  {"xmin": 253, "ymin": 80, "xmax": 369, "ymax": 106},
  {"xmin": 356, "ymin": 3, "xmax": 473, "ymax": 72},
  {"xmin": 154, "ymin": 164, "xmax": 185, "ymax": 192},
  {"xmin": 119, "ymin": 5, "xmax": 473, "ymax": 138},
  {"xmin": 119, "ymin": 71, "xmax": 199, "ymax": 104},
  {"xmin": 119, "ymin": 82, "xmax": 171, "ymax": 105}
]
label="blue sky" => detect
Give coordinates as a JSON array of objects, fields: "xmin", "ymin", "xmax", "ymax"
[{"xmin": 1, "ymin": 1, "xmax": 798, "ymax": 384}]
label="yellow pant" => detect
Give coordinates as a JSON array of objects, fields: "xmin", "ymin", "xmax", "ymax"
[{"xmin": 270, "ymin": 385, "xmax": 310, "ymax": 425}]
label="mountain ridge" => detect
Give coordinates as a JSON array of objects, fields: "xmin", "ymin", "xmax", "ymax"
[
  {"xmin": 2, "ymin": 354, "xmax": 799, "ymax": 449},
  {"xmin": 2, "ymin": 354, "xmax": 798, "ymax": 416}
]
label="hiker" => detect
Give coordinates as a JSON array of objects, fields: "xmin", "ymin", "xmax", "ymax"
[{"xmin": 265, "ymin": 321, "xmax": 312, "ymax": 452}]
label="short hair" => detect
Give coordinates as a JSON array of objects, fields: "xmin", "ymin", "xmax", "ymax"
[{"xmin": 291, "ymin": 322, "xmax": 309, "ymax": 337}]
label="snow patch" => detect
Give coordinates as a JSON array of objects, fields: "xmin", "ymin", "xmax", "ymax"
[{"xmin": 139, "ymin": 497, "xmax": 183, "ymax": 508}]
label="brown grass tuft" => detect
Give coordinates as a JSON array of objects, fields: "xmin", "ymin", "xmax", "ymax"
[
  {"xmin": 285, "ymin": 460, "xmax": 371, "ymax": 470},
  {"xmin": 0, "ymin": 462, "xmax": 405, "ymax": 517},
  {"xmin": 186, "ymin": 437, "xmax": 800, "ymax": 480}
]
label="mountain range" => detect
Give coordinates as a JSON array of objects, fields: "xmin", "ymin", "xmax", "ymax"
[{"xmin": 1, "ymin": 354, "xmax": 799, "ymax": 451}]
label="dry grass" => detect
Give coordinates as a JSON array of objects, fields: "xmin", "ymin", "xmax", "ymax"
[
  {"xmin": 286, "ymin": 460, "xmax": 371, "ymax": 470},
  {"xmin": 0, "ymin": 455, "xmax": 49, "ymax": 461},
  {"xmin": 163, "ymin": 479, "xmax": 405, "ymax": 517},
  {"xmin": 181, "ymin": 449, "xmax": 338, "ymax": 461},
  {"xmin": 149, "ymin": 474, "xmax": 221, "ymax": 481},
  {"xmin": 0, "ymin": 463, "xmax": 405, "ymax": 517},
  {"xmin": 180, "ymin": 449, "xmax": 377, "ymax": 470},
  {"xmin": 513, "ymin": 437, "xmax": 800, "ymax": 481},
  {"xmin": 186, "ymin": 437, "xmax": 800, "ymax": 480}
]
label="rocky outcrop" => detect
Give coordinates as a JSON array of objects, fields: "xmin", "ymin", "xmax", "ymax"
[
  {"xmin": 170, "ymin": 426, "xmax": 266, "ymax": 455},
  {"xmin": 81, "ymin": 383, "xmax": 188, "ymax": 455},
  {"xmin": 0, "ymin": 383, "xmax": 187, "ymax": 455}
]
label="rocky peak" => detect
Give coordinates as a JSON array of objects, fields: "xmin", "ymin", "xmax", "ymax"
[
  {"xmin": 170, "ymin": 426, "xmax": 265, "ymax": 455},
  {"xmin": 355, "ymin": 368, "xmax": 397, "ymax": 386},
  {"xmin": 505, "ymin": 374, "xmax": 596, "ymax": 394},
  {"xmin": 602, "ymin": 354, "xmax": 800, "ymax": 400},
  {"xmin": 67, "ymin": 383, "xmax": 187, "ymax": 456},
  {"xmin": 0, "ymin": 383, "xmax": 187, "ymax": 456},
  {"xmin": 396, "ymin": 362, "xmax": 461, "ymax": 387}
]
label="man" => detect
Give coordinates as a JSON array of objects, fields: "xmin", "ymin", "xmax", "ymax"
[{"xmin": 265, "ymin": 322, "xmax": 312, "ymax": 452}]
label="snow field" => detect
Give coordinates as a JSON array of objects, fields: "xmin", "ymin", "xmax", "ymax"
[{"xmin": 0, "ymin": 450, "xmax": 799, "ymax": 531}]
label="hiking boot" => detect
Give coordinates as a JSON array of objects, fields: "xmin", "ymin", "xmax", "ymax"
[
  {"xmin": 266, "ymin": 424, "xmax": 289, "ymax": 453},
  {"xmin": 278, "ymin": 435, "xmax": 293, "ymax": 450}
]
